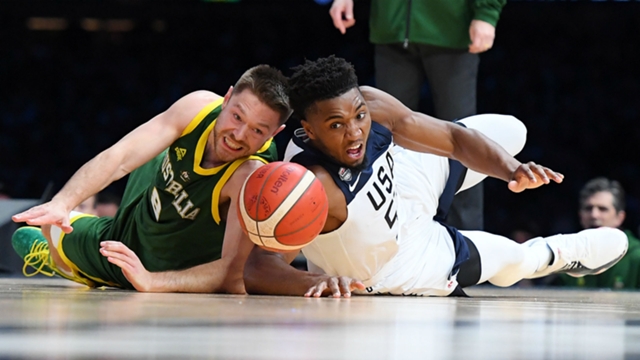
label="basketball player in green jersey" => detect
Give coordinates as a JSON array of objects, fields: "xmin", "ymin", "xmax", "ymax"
[{"xmin": 12, "ymin": 65, "xmax": 291, "ymax": 293}]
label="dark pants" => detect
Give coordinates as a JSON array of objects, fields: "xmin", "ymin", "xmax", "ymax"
[{"xmin": 374, "ymin": 43, "xmax": 483, "ymax": 230}]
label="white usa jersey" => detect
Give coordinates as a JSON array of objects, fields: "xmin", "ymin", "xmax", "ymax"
[
  {"xmin": 284, "ymin": 123, "xmax": 468, "ymax": 296},
  {"xmin": 284, "ymin": 123, "xmax": 400, "ymax": 286}
]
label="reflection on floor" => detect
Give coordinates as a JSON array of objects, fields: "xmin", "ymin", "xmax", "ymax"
[{"xmin": 1, "ymin": 278, "xmax": 640, "ymax": 359}]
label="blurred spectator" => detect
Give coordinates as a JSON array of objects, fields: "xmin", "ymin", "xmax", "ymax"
[
  {"xmin": 72, "ymin": 191, "xmax": 121, "ymax": 217},
  {"xmin": 555, "ymin": 177, "xmax": 640, "ymax": 289},
  {"xmin": 73, "ymin": 195, "xmax": 97, "ymax": 215},
  {"xmin": 95, "ymin": 191, "xmax": 121, "ymax": 217}
]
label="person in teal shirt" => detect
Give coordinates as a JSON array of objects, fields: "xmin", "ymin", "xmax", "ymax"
[
  {"xmin": 558, "ymin": 177, "xmax": 640, "ymax": 289},
  {"xmin": 328, "ymin": 0, "xmax": 506, "ymax": 232}
]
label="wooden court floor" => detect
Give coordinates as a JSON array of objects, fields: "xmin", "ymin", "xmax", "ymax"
[{"xmin": 1, "ymin": 277, "xmax": 640, "ymax": 360}]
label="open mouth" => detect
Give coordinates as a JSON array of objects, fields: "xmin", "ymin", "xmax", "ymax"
[
  {"xmin": 223, "ymin": 136, "xmax": 243, "ymax": 151},
  {"xmin": 346, "ymin": 143, "xmax": 363, "ymax": 159}
]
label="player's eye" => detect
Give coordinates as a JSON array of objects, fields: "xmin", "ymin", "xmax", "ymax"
[
  {"xmin": 330, "ymin": 122, "xmax": 342, "ymax": 129},
  {"xmin": 253, "ymin": 128, "xmax": 263, "ymax": 135},
  {"xmin": 356, "ymin": 112, "xmax": 366, "ymax": 120}
]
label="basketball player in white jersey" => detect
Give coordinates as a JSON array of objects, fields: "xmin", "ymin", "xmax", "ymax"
[{"xmin": 243, "ymin": 56, "xmax": 628, "ymax": 297}]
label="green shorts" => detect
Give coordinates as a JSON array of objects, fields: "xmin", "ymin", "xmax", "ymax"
[{"xmin": 57, "ymin": 214, "xmax": 133, "ymax": 289}]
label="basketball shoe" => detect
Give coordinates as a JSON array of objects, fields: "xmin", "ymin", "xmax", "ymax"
[
  {"xmin": 526, "ymin": 227, "xmax": 628, "ymax": 278},
  {"xmin": 11, "ymin": 226, "xmax": 91, "ymax": 285},
  {"xmin": 12, "ymin": 226, "xmax": 58, "ymax": 277}
]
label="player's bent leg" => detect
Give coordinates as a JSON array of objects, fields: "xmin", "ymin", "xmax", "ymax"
[
  {"xmin": 461, "ymin": 230, "xmax": 551, "ymax": 287},
  {"xmin": 523, "ymin": 227, "xmax": 628, "ymax": 278},
  {"xmin": 455, "ymin": 114, "xmax": 527, "ymax": 193}
]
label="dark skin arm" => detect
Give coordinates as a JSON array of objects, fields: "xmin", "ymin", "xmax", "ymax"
[
  {"xmin": 361, "ymin": 86, "xmax": 563, "ymax": 192},
  {"xmin": 244, "ymin": 247, "xmax": 364, "ymax": 298}
]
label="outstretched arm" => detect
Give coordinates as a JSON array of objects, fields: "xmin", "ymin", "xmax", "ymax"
[
  {"xmin": 244, "ymin": 247, "xmax": 364, "ymax": 298},
  {"xmin": 13, "ymin": 90, "xmax": 224, "ymax": 232},
  {"xmin": 362, "ymin": 86, "xmax": 563, "ymax": 191}
]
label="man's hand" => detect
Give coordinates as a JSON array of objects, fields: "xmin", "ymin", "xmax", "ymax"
[
  {"xmin": 100, "ymin": 241, "xmax": 156, "ymax": 292},
  {"xmin": 12, "ymin": 200, "xmax": 73, "ymax": 234},
  {"xmin": 304, "ymin": 275, "xmax": 365, "ymax": 298},
  {"xmin": 508, "ymin": 161, "xmax": 564, "ymax": 193},
  {"xmin": 468, "ymin": 20, "xmax": 496, "ymax": 54},
  {"xmin": 329, "ymin": 0, "xmax": 356, "ymax": 34}
]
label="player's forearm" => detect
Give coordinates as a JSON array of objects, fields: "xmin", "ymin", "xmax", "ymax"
[
  {"xmin": 53, "ymin": 148, "xmax": 130, "ymax": 210},
  {"xmin": 450, "ymin": 126, "xmax": 521, "ymax": 182},
  {"xmin": 147, "ymin": 259, "xmax": 241, "ymax": 293}
]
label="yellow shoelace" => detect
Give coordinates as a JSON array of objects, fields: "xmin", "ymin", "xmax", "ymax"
[{"xmin": 22, "ymin": 240, "xmax": 55, "ymax": 277}]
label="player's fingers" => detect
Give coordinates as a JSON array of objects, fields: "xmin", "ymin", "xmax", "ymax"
[
  {"xmin": 60, "ymin": 224, "xmax": 74, "ymax": 234},
  {"xmin": 312, "ymin": 282, "xmax": 327, "ymax": 297},
  {"xmin": 58, "ymin": 218, "xmax": 73, "ymax": 234},
  {"xmin": 335, "ymin": 277, "xmax": 351, "ymax": 298},
  {"xmin": 521, "ymin": 166, "xmax": 537, "ymax": 183},
  {"xmin": 508, "ymin": 180, "xmax": 525, "ymax": 193},
  {"xmin": 100, "ymin": 248, "xmax": 132, "ymax": 263},
  {"xmin": 100, "ymin": 243, "xmax": 136, "ymax": 264},
  {"xmin": 329, "ymin": 278, "xmax": 343, "ymax": 298},
  {"xmin": 545, "ymin": 169, "xmax": 564, "ymax": 183},
  {"xmin": 101, "ymin": 241, "xmax": 136, "ymax": 256},
  {"xmin": 304, "ymin": 284, "xmax": 322, "ymax": 297},
  {"xmin": 350, "ymin": 280, "xmax": 366, "ymax": 291},
  {"xmin": 304, "ymin": 286, "xmax": 316, "ymax": 297},
  {"xmin": 105, "ymin": 254, "xmax": 134, "ymax": 273},
  {"xmin": 12, "ymin": 208, "xmax": 40, "ymax": 222},
  {"xmin": 24, "ymin": 215, "xmax": 58, "ymax": 227},
  {"xmin": 530, "ymin": 164, "xmax": 550, "ymax": 184}
]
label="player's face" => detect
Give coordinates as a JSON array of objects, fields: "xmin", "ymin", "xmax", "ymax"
[
  {"xmin": 579, "ymin": 191, "xmax": 625, "ymax": 229},
  {"xmin": 301, "ymin": 88, "xmax": 371, "ymax": 169},
  {"xmin": 213, "ymin": 89, "xmax": 284, "ymax": 163}
]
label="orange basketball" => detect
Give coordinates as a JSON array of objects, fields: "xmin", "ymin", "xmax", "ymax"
[{"xmin": 237, "ymin": 161, "xmax": 328, "ymax": 252}]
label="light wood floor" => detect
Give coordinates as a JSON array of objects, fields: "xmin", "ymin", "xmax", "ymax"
[{"xmin": 1, "ymin": 277, "xmax": 640, "ymax": 359}]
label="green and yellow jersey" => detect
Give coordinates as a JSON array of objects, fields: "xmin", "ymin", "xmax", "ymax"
[{"xmin": 60, "ymin": 99, "xmax": 277, "ymax": 288}]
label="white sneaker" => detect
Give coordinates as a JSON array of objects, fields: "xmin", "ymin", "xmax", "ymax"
[{"xmin": 527, "ymin": 227, "xmax": 628, "ymax": 278}]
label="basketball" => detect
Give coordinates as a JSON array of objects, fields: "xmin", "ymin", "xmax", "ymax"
[{"xmin": 237, "ymin": 161, "xmax": 329, "ymax": 252}]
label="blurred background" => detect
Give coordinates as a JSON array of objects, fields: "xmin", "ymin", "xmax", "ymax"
[{"xmin": 0, "ymin": 0, "xmax": 638, "ymax": 242}]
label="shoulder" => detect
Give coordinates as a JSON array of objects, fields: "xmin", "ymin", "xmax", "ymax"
[
  {"xmin": 228, "ymin": 159, "xmax": 264, "ymax": 184},
  {"xmin": 360, "ymin": 86, "xmax": 409, "ymax": 132},
  {"xmin": 218, "ymin": 159, "xmax": 266, "ymax": 203},
  {"xmin": 165, "ymin": 90, "xmax": 224, "ymax": 128},
  {"xmin": 171, "ymin": 90, "xmax": 223, "ymax": 113}
]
